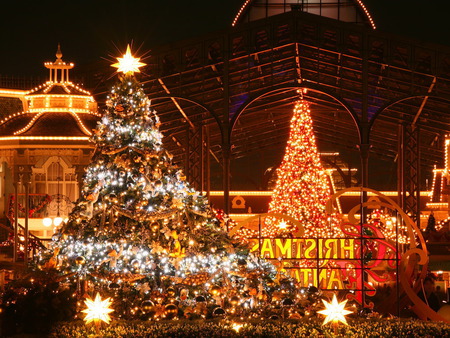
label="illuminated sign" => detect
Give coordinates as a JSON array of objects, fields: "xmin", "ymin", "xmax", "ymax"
[{"xmin": 250, "ymin": 238, "xmax": 363, "ymax": 290}]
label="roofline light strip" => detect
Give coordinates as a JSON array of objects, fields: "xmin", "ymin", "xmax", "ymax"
[
  {"xmin": 27, "ymin": 81, "xmax": 92, "ymax": 96},
  {"xmin": 69, "ymin": 111, "xmax": 93, "ymax": 136},
  {"xmin": 232, "ymin": 0, "xmax": 376, "ymax": 29},
  {"xmin": 25, "ymin": 94, "xmax": 94, "ymax": 101},
  {"xmin": 0, "ymin": 136, "xmax": 90, "ymax": 141},
  {"xmin": 0, "ymin": 89, "xmax": 27, "ymax": 96},
  {"xmin": 14, "ymin": 112, "xmax": 46, "ymax": 135},
  {"xmin": 0, "ymin": 110, "xmax": 101, "ymax": 127}
]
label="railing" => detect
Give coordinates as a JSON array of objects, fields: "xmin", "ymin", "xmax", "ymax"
[
  {"xmin": 2, "ymin": 193, "xmax": 73, "ymax": 264},
  {"xmin": 0, "ymin": 219, "xmax": 48, "ymax": 262},
  {"xmin": 8, "ymin": 194, "xmax": 52, "ymax": 219},
  {"xmin": 7, "ymin": 193, "xmax": 73, "ymax": 219}
]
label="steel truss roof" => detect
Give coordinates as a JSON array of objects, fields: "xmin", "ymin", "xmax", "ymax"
[{"xmin": 86, "ymin": 10, "xmax": 450, "ymax": 185}]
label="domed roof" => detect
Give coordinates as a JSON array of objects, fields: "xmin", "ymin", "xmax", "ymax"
[
  {"xmin": 0, "ymin": 46, "xmax": 100, "ymax": 141},
  {"xmin": 232, "ymin": 0, "xmax": 375, "ymax": 29}
]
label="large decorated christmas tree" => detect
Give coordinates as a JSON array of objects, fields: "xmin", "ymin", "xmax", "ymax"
[{"xmin": 37, "ymin": 47, "xmax": 283, "ymax": 319}]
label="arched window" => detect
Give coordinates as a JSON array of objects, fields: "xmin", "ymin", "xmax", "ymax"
[{"xmin": 33, "ymin": 157, "xmax": 78, "ymax": 214}]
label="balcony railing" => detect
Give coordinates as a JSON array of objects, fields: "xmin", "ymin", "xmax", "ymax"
[{"xmin": 7, "ymin": 193, "xmax": 73, "ymax": 220}]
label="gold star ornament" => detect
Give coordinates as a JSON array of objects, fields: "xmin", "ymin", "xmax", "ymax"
[
  {"xmin": 317, "ymin": 294, "xmax": 352, "ymax": 325},
  {"xmin": 112, "ymin": 45, "xmax": 146, "ymax": 75},
  {"xmin": 82, "ymin": 292, "xmax": 114, "ymax": 325}
]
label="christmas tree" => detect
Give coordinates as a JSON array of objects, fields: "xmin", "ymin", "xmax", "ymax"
[
  {"xmin": 37, "ymin": 47, "xmax": 282, "ymax": 319},
  {"xmin": 267, "ymin": 100, "xmax": 340, "ymax": 238},
  {"xmin": 235, "ymin": 100, "xmax": 340, "ymax": 240}
]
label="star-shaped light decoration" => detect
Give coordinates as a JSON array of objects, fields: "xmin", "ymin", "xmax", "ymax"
[
  {"xmin": 82, "ymin": 292, "xmax": 114, "ymax": 325},
  {"xmin": 111, "ymin": 45, "xmax": 146, "ymax": 75},
  {"xmin": 277, "ymin": 220, "xmax": 288, "ymax": 229},
  {"xmin": 231, "ymin": 322, "xmax": 244, "ymax": 333},
  {"xmin": 317, "ymin": 294, "xmax": 352, "ymax": 326}
]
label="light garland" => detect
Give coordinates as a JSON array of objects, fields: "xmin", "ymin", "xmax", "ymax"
[
  {"xmin": 231, "ymin": 0, "xmax": 376, "ymax": 29},
  {"xmin": 368, "ymin": 209, "xmax": 408, "ymax": 245}
]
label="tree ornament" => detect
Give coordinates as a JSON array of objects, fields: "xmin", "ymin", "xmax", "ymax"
[
  {"xmin": 141, "ymin": 300, "xmax": 155, "ymax": 313},
  {"xmin": 272, "ymin": 291, "xmax": 283, "ymax": 302},
  {"xmin": 307, "ymin": 286, "xmax": 319, "ymax": 295},
  {"xmin": 282, "ymin": 298, "xmax": 294, "ymax": 306},
  {"xmin": 109, "ymin": 282, "xmax": 120, "ymax": 290},
  {"xmin": 213, "ymin": 307, "xmax": 226, "ymax": 317},
  {"xmin": 230, "ymin": 295, "xmax": 240, "ymax": 306},
  {"xmin": 75, "ymin": 256, "xmax": 86, "ymax": 265},
  {"xmin": 166, "ymin": 287, "xmax": 176, "ymax": 298},
  {"xmin": 209, "ymin": 285, "xmax": 222, "ymax": 296},
  {"xmin": 131, "ymin": 259, "xmax": 140, "ymax": 269},
  {"xmin": 180, "ymin": 289, "xmax": 189, "ymax": 301},
  {"xmin": 111, "ymin": 45, "xmax": 146, "ymax": 75},
  {"xmin": 115, "ymin": 104, "xmax": 124, "ymax": 112},
  {"xmin": 163, "ymin": 304, "xmax": 178, "ymax": 319},
  {"xmin": 151, "ymin": 222, "xmax": 160, "ymax": 232},
  {"xmin": 195, "ymin": 295, "xmax": 206, "ymax": 303},
  {"xmin": 289, "ymin": 312, "xmax": 302, "ymax": 319},
  {"xmin": 237, "ymin": 258, "xmax": 247, "ymax": 266}
]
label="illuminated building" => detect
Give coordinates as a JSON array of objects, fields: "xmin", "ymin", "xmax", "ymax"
[
  {"xmin": 0, "ymin": 46, "xmax": 99, "ymax": 262},
  {"xmin": 0, "ymin": 1, "xmax": 449, "ymax": 313}
]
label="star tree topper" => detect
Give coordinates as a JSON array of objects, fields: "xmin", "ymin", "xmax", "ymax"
[
  {"xmin": 317, "ymin": 294, "xmax": 353, "ymax": 325},
  {"xmin": 82, "ymin": 292, "xmax": 114, "ymax": 325},
  {"xmin": 111, "ymin": 45, "xmax": 146, "ymax": 75}
]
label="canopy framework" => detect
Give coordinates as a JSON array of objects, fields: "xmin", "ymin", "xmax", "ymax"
[{"xmin": 87, "ymin": 10, "xmax": 450, "ymax": 222}]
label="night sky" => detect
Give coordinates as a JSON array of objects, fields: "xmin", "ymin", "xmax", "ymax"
[{"xmin": 0, "ymin": 0, "xmax": 449, "ymax": 77}]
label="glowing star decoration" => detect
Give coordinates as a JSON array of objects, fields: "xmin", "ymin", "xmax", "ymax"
[
  {"xmin": 277, "ymin": 220, "xmax": 288, "ymax": 229},
  {"xmin": 231, "ymin": 322, "xmax": 244, "ymax": 333},
  {"xmin": 111, "ymin": 45, "xmax": 146, "ymax": 75},
  {"xmin": 82, "ymin": 293, "xmax": 114, "ymax": 325},
  {"xmin": 318, "ymin": 294, "xmax": 352, "ymax": 326}
]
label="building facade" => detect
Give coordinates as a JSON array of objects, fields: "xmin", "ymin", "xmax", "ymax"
[{"xmin": 0, "ymin": 47, "xmax": 99, "ymax": 246}]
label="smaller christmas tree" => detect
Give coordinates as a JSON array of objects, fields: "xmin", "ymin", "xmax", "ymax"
[
  {"xmin": 235, "ymin": 100, "xmax": 340, "ymax": 239},
  {"xmin": 267, "ymin": 100, "xmax": 340, "ymax": 238}
]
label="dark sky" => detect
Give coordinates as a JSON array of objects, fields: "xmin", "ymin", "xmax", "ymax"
[{"xmin": 0, "ymin": 0, "xmax": 448, "ymax": 77}]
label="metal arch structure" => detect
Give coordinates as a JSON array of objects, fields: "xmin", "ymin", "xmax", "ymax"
[
  {"xmin": 369, "ymin": 95, "xmax": 450, "ymax": 133},
  {"xmin": 86, "ymin": 10, "xmax": 450, "ymax": 217},
  {"xmin": 146, "ymin": 95, "xmax": 221, "ymax": 192},
  {"xmin": 229, "ymin": 83, "xmax": 361, "ymax": 139}
]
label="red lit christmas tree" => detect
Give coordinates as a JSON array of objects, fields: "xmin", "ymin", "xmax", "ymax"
[
  {"xmin": 267, "ymin": 100, "xmax": 339, "ymax": 237},
  {"xmin": 234, "ymin": 100, "xmax": 340, "ymax": 239}
]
